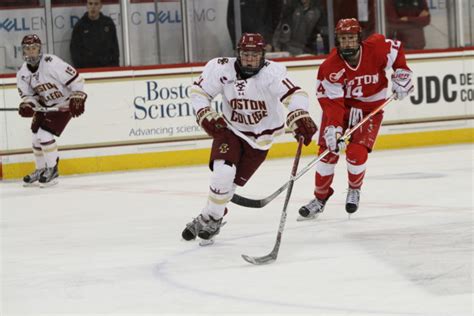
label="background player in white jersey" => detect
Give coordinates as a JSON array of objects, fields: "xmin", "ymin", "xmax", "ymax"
[
  {"xmin": 298, "ymin": 18, "xmax": 414, "ymax": 220},
  {"xmin": 182, "ymin": 33, "xmax": 317, "ymax": 243},
  {"xmin": 17, "ymin": 34, "xmax": 87, "ymax": 187}
]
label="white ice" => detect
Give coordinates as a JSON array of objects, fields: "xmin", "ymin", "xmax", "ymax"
[{"xmin": 1, "ymin": 144, "xmax": 473, "ymax": 316}]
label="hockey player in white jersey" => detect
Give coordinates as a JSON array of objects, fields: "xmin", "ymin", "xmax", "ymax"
[
  {"xmin": 17, "ymin": 34, "xmax": 87, "ymax": 187},
  {"xmin": 181, "ymin": 33, "xmax": 318, "ymax": 243}
]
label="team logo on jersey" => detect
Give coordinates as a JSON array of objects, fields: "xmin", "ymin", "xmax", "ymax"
[
  {"xmin": 329, "ymin": 69, "xmax": 345, "ymax": 82},
  {"xmin": 235, "ymin": 80, "xmax": 247, "ymax": 96},
  {"xmin": 45, "ymin": 56, "xmax": 52, "ymax": 62},
  {"xmin": 219, "ymin": 143, "xmax": 230, "ymax": 153},
  {"xmin": 218, "ymin": 58, "xmax": 229, "ymax": 65}
]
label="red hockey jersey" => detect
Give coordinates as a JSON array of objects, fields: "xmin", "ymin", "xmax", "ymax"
[{"xmin": 316, "ymin": 33, "xmax": 410, "ymax": 127}]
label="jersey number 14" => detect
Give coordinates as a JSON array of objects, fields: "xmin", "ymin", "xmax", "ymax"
[{"xmin": 345, "ymin": 85, "xmax": 363, "ymax": 98}]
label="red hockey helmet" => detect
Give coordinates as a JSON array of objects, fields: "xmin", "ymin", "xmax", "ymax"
[
  {"xmin": 236, "ymin": 33, "xmax": 266, "ymax": 77},
  {"xmin": 21, "ymin": 34, "xmax": 42, "ymax": 66},
  {"xmin": 335, "ymin": 19, "xmax": 362, "ymax": 59},
  {"xmin": 335, "ymin": 18, "xmax": 362, "ymax": 35}
]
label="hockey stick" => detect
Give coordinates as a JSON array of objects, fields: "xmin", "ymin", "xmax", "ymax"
[
  {"xmin": 241, "ymin": 136, "xmax": 304, "ymax": 265},
  {"xmin": 0, "ymin": 107, "xmax": 69, "ymax": 112},
  {"xmin": 1, "ymin": 100, "xmax": 70, "ymax": 113},
  {"xmin": 231, "ymin": 93, "xmax": 397, "ymax": 208}
]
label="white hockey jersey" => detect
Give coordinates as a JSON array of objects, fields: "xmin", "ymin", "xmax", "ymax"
[
  {"xmin": 16, "ymin": 54, "xmax": 85, "ymax": 109},
  {"xmin": 191, "ymin": 57, "xmax": 309, "ymax": 150}
]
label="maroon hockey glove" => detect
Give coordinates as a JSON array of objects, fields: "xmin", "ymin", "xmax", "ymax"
[
  {"xmin": 286, "ymin": 109, "xmax": 317, "ymax": 146},
  {"xmin": 18, "ymin": 102, "xmax": 35, "ymax": 117},
  {"xmin": 196, "ymin": 107, "xmax": 227, "ymax": 137},
  {"xmin": 69, "ymin": 91, "xmax": 87, "ymax": 117}
]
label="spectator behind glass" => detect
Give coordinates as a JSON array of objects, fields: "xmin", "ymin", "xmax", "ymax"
[
  {"xmin": 70, "ymin": 0, "xmax": 119, "ymax": 68},
  {"xmin": 386, "ymin": 0, "xmax": 430, "ymax": 50},
  {"xmin": 273, "ymin": 0, "xmax": 321, "ymax": 56},
  {"xmin": 227, "ymin": 0, "xmax": 282, "ymax": 51}
]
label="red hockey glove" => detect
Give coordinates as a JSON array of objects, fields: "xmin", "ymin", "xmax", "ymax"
[
  {"xmin": 196, "ymin": 107, "xmax": 227, "ymax": 137},
  {"xmin": 69, "ymin": 91, "xmax": 87, "ymax": 117},
  {"xmin": 391, "ymin": 68, "xmax": 414, "ymax": 100},
  {"xmin": 323, "ymin": 125, "xmax": 346, "ymax": 153},
  {"xmin": 18, "ymin": 102, "xmax": 35, "ymax": 117},
  {"xmin": 286, "ymin": 109, "xmax": 317, "ymax": 146}
]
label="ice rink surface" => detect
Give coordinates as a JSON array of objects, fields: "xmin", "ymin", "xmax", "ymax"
[{"xmin": 1, "ymin": 144, "xmax": 473, "ymax": 316}]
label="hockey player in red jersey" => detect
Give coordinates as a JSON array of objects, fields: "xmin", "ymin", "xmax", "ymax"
[
  {"xmin": 181, "ymin": 33, "xmax": 317, "ymax": 243},
  {"xmin": 298, "ymin": 18, "xmax": 414, "ymax": 220}
]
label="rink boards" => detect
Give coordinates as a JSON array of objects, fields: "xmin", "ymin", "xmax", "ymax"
[{"xmin": 0, "ymin": 50, "xmax": 473, "ymax": 179}]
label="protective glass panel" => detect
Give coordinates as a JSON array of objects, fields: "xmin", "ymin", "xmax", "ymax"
[
  {"xmin": 333, "ymin": 0, "xmax": 377, "ymax": 39},
  {"xmin": 0, "ymin": 0, "xmax": 45, "ymax": 74},
  {"xmin": 384, "ymin": 0, "xmax": 452, "ymax": 50},
  {"xmin": 128, "ymin": 0, "xmax": 185, "ymax": 66},
  {"xmin": 462, "ymin": 0, "xmax": 474, "ymax": 46},
  {"xmin": 186, "ymin": 0, "xmax": 233, "ymax": 62},
  {"xmin": 272, "ymin": 0, "xmax": 328, "ymax": 57},
  {"xmin": 52, "ymin": 0, "xmax": 122, "ymax": 69}
]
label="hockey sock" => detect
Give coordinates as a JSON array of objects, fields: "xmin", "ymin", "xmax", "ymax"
[
  {"xmin": 32, "ymin": 133, "xmax": 46, "ymax": 169},
  {"xmin": 315, "ymin": 151, "xmax": 338, "ymax": 200},
  {"xmin": 203, "ymin": 160, "xmax": 236, "ymax": 220},
  {"xmin": 37, "ymin": 128, "xmax": 58, "ymax": 168},
  {"xmin": 346, "ymin": 143, "xmax": 368, "ymax": 189}
]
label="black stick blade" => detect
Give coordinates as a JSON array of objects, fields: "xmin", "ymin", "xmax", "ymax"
[{"xmin": 241, "ymin": 254, "xmax": 276, "ymax": 265}]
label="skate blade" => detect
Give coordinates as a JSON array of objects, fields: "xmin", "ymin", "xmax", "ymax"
[
  {"xmin": 23, "ymin": 182, "xmax": 39, "ymax": 188},
  {"xmin": 199, "ymin": 239, "xmax": 215, "ymax": 246},
  {"xmin": 296, "ymin": 213, "xmax": 320, "ymax": 222},
  {"xmin": 39, "ymin": 180, "xmax": 58, "ymax": 188}
]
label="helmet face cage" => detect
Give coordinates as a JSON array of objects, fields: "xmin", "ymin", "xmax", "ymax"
[
  {"xmin": 236, "ymin": 33, "xmax": 266, "ymax": 77},
  {"xmin": 334, "ymin": 18, "xmax": 362, "ymax": 59},
  {"xmin": 21, "ymin": 34, "xmax": 42, "ymax": 66}
]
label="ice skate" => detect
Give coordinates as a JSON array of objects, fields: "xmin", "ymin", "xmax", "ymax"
[
  {"xmin": 346, "ymin": 188, "xmax": 361, "ymax": 217},
  {"xmin": 297, "ymin": 189, "xmax": 333, "ymax": 221},
  {"xmin": 181, "ymin": 215, "xmax": 207, "ymax": 241},
  {"xmin": 23, "ymin": 168, "xmax": 45, "ymax": 187},
  {"xmin": 39, "ymin": 164, "xmax": 58, "ymax": 188},
  {"xmin": 198, "ymin": 215, "xmax": 224, "ymax": 241}
]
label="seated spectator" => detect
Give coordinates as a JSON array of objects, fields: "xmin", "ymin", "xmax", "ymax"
[
  {"xmin": 273, "ymin": 0, "xmax": 321, "ymax": 56},
  {"xmin": 70, "ymin": 0, "xmax": 119, "ymax": 68},
  {"xmin": 386, "ymin": 0, "xmax": 430, "ymax": 50}
]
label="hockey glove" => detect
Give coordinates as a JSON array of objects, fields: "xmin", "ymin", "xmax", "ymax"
[
  {"xmin": 323, "ymin": 125, "xmax": 346, "ymax": 153},
  {"xmin": 286, "ymin": 109, "xmax": 317, "ymax": 146},
  {"xmin": 69, "ymin": 91, "xmax": 87, "ymax": 117},
  {"xmin": 196, "ymin": 107, "xmax": 227, "ymax": 137},
  {"xmin": 391, "ymin": 68, "xmax": 414, "ymax": 100},
  {"xmin": 18, "ymin": 102, "xmax": 35, "ymax": 117}
]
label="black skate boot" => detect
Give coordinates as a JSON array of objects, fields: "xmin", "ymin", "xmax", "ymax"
[
  {"xmin": 198, "ymin": 215, "xmax": 224, "ymax": 240},
  {"xmin": 346, "ymin": 188, "xmax": 361, "ymax": 214},
  {"xmin": 182, "ymin": 215, "xmax": 206, "ymax": 241},
  {"xmin": 39, "ymin": 163, "xmax": 59, "ymax": 188},
  {"xmin": 23, "ymin": 168, "xmax": 45, "ymax": 187},
  {"xmin": 297, "ymin": 188, "xmax": 334, "ymax": 221}
]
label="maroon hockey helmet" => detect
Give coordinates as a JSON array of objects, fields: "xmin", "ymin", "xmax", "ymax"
[
  {"xmin": 21, "ymin": 34, "xmax": 42, "ymax": 66},
  {"xmin": 335, "ymin": 18, "xmax": 362, "ymax": 59},
  {"xmin": 236, "ymin": 33, "xmax": 266, "ymax": 77}
]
